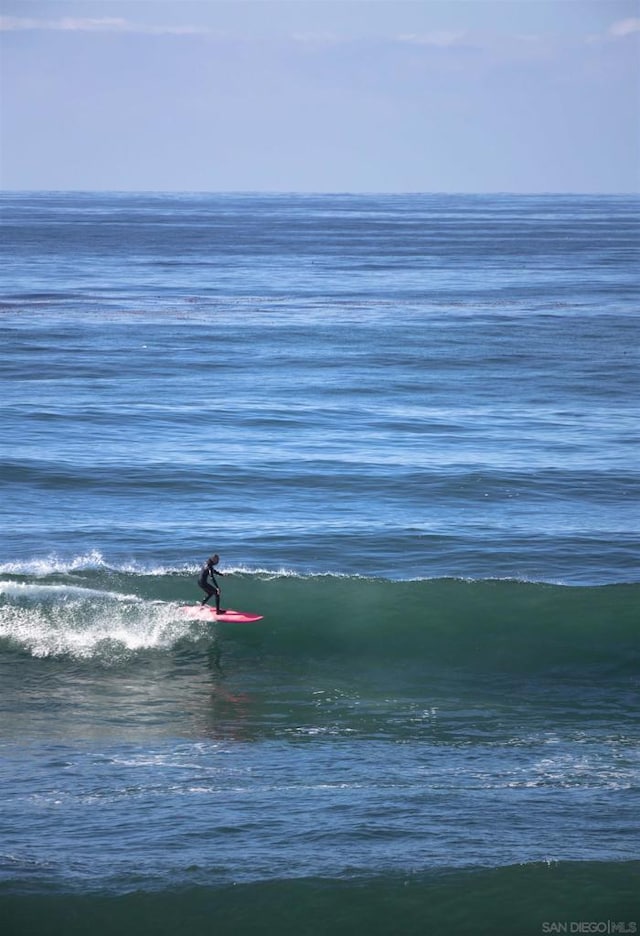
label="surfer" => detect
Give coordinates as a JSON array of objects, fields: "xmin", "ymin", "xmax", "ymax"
[{"xmin": 198, "ymin": 554, "xmax": 226, "ymax": 611}]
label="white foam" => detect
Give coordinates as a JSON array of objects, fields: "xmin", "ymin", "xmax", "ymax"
[
  {"xmin": 0, "ymin": 594, "xmax": 197, "ymax": 661},
  {"xmin": 0, "ymin": 550, "xmax": 108, "ymax": 576},
  {"xmin": 0, "ymin": 579, "xmax": 141, "ymax": 602},
  {"xmin": 0, "ymin": 553, "xmax": 362, "ymax": 581}
]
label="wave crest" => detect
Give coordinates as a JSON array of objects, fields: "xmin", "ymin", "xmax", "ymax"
[{"xmin": 0, "ymin": 564, "xmax": 637, "ymax": 673}]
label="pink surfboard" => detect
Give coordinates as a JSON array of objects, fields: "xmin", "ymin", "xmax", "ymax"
[{"xmin": 182, "ymin": 605, "xmax": 263, "ymax": 623}]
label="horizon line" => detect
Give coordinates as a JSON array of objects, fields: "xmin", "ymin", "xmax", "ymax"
[{"xmin": 2, "ymin": 188, "xmax": 638, "ymax": 197}]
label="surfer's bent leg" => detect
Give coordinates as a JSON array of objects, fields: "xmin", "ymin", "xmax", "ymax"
[{"xmin": 200, "ymin": 583, "xmax": 215, "ymax": 605}]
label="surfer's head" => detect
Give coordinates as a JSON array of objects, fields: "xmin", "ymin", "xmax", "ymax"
[{"xmin": 209, "ymin": 554, "xmax": 219, "ymax": 566}]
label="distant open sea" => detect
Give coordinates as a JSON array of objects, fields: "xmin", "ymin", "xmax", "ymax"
[{"xmin": 1, "ymin": 192, "xmax": 639, "ymax": 935}]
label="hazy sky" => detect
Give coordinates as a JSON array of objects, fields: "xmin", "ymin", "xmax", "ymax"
[{"xmin": 1, "ymin": 0, "xmax": 639, "ymax": 191}]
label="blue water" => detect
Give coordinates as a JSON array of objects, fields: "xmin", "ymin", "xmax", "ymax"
[{"xmin": 1, "ymin": 193, "xmax": 639, "ymax": 934}]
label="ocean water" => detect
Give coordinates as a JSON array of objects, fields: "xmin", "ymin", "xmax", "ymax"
[{"xmin": 1, "ymin": 192, "xmax": 639, "ymax": 934}]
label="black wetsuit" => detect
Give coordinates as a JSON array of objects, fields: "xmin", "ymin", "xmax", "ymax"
[{"xmin": 198, "ymin": 562, "xmax": 222, "ymax": 608}]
